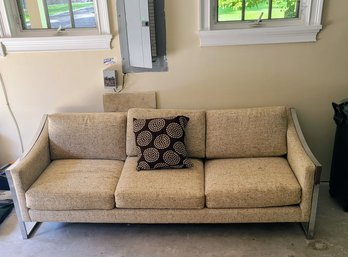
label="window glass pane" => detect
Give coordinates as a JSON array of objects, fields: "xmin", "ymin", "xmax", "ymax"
[
  {"xmin": 216, "ymin": 0, "xmax": 299, "ymax": 22},
  {"xmin": 48, "ymin": 0, "xmax": 71, "ymax": 29},
  {"xmin": 271, "ymin": 0, "xmax": 299, "ymax": 19},
  {"xmin": 17, "ymin": 0, "xmax": 96, "ymax": 30},
  {"xmin": 244, "ymin": 0, "xmax": 269, "ymax": 21},
  {"xmin": 217, "ymin": 0, "xmax": 243, "ymax": 22},
  {"xmin": 72, "ymin": 0, "xmax": 96, "ymax": 28}
]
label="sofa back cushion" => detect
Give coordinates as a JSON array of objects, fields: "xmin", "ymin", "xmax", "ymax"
[
  {"xmin": 127, "ymin": 108, "xmax": 206, "ymax": 158},
  {"xmin": 48, "ymin": 113, "xmax": 127, "ymax": 160},
  {"xmin": 206, "ymin": 106, "xmax": 288, "ymax": 159}
]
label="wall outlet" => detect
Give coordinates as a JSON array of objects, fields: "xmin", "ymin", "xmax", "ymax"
[{"xmin": 103, "ymin": 69, "xmax": 118, "ymax": 90}]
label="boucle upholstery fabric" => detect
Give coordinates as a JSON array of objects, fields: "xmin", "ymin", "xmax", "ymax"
[
  {"xmin": 115, "ymin": 157, "xmax": 204, "ymax": 209},
  {"xmin": 286, "ymin": 109, "xmax": 316, "ymax": 220},
  {"xmin": 48, "ymin": 113, "xmax": 127, "ymax": 160},
  {"xmin": 205, "ymin": 157, "xmax": 301, "ymax": 208},
  {"xmin": 26, "ymin": 159, "xmax": 124, "ymax": 210},
  {"xmin": 103, "ymin": 91, "xmax": 156, "ymax": 112},
  {"xmin": 206, "ymin": 106, "xmax": 288, "ymax": 158},
  {"xmin": 127, "ymin": 108, "xmax": 206, "ymax": 158},
  {"xmin": 9, "ymin": 119, "xmax": 51, "ymax": 222},
  {"xmin": 29, "ymin": 206, "xmax": 303, "ymax": 223}
]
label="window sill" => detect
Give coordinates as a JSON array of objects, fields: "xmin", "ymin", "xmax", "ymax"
[
  {"xmin": 199, "ymin": 25, "xmax": 323, "ymax": 46},
  {"xmin": 0, "ymin": 34, "xmax": 112, "ymax": 53}
]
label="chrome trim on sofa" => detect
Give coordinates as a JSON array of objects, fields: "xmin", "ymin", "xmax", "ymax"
[
  {"xmin": 290, "ymin": 109, "xmax": 322, "ymax": 239},
  {"xmin": 301, "ymin": 181, "xmax": 321, "ymax": 240}
]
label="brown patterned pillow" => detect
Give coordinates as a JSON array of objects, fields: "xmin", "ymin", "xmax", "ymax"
[{"xmin": 133, "ymin": 116, "xmax": 193, "ymax": 171}]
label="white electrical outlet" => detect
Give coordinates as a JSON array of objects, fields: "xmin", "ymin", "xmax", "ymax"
[{"xmin": 103, "ymin": 68, "xmax": 118, "ymax": 90}]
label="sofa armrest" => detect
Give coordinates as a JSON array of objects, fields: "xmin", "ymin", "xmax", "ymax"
[
  {"xmin": 6, "ymin": 115, "xmax": 51, "ymax": 222},
  {"xmin": 287, "ymin": 108, "xmax": 322, "ymax": 221}
]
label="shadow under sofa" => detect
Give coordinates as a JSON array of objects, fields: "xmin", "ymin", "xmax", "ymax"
[{"xmin": 6, "ymin": 106, "xmax": 321, "ymax": 239}]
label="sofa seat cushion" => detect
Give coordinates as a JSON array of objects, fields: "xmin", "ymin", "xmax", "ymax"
[
  {"xmin": 26, "ymin": 159, "xmax": 124, "ymax": 211},
  {"xmin": 205, "ymin": 157, "xmax": 301, "ymax": 208},
  {"xmin": 115, "ymin": 157, "xmax": 205, "ymax": 209}
]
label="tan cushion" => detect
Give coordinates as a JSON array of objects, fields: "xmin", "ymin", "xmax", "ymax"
[
  {"xmin": 206, "ymin": 106, "xmax": 287, "ymax": 158},
  {"xmin": 126, "ymin": 108, "xmax": 206, "ymax": 158},
  {"xmin": 26, "ymin": 159, "xmax": 124, "ymax": 210},
  {"xmin": 103, "ymin": 91, "xmax": 157, "ymax": 112},
  {"xmin": 29, "ymin": 206, "xmax": 303, "ymax": 223},
  {"xmin": 48, "ymin": 113, "xmax": 127, "ymax": 160},
  {"xmin": 115, "ymin": 157, "xmax": 205, "ymax": 209},
  {"xmin": 205, "ymin": 157, "xmax": 301, "ymax": 208}
]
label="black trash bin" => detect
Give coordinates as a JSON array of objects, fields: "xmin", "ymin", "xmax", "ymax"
[
  {"xmin": 0, "ymin": 164, "xmax": 11, "ymax": 190},
  {"xmin": 0, "ymin": 164, "xmax": 13, "ymax": 224},
  {"xmin": 330, "ymin": 100, "xmax": 348, "ymax": 211}
]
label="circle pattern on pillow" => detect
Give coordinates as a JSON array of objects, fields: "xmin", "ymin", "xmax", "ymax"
[
  {"xmin": 133, "ymin": 119, "xmax": 146, "ymax": 133},
  {"xmin": 173, "ymin": 141, "xmax": 187, "ymax": 156},
  {"xmin": 148, "ymin": 118, "xmax": 166, "ymax": 132},
  {"xmin": 137, "ymin": 130, "xmax": 152, "ymax": 146},
  {"xmin": 137, "ymin": 161, "xmax": 151, "ymax": 170},
  {"xmin": 154, "ymin": 162, "xmax": 169, "ymax": 169},
  {"xmin": 133, "ymin": 116, "xmax": 193, "ymax": 171},
  {"xmin": 143, "ymin": 147, "xmax": 160, "ymax": 163},
  {"xmin": 154, "ymin": 134, "xmax": 171, "ymax": 149},
  {"xmin": 166, "ymin": 123, "xmax": 183, "ymax": 138},
  {"xmin": 163, "ymin": 150, "xmax": 180, "ymax": 166}
]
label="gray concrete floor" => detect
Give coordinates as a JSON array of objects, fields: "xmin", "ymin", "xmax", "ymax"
[{"xmin": 0, "ymin": 183, "xmax": 347, "ymax": 257}]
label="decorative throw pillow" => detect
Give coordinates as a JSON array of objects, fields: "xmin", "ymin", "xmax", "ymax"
[{"xmin": 133, "ymin": 116, "xmax": 193, "ymax": 171}]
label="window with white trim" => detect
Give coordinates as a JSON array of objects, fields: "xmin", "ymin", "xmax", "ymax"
[
  {"xmin": 199, "ymin": 0, "xmax": 324, "ymax": 46},
  {"xmin": 17, "ymin": 0, "xmax": 97, "ymax": 30},
  {"xmin": 217, "ymin": 0, "xmax": 300, "ymax": 22},
  {"xmin": 0, "ymin": 0, "xmax": 111, "ymax": 54}
]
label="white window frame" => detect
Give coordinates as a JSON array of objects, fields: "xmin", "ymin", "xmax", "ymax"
[
  {"xmin": 0, "ymin": 0, "xmax": 111, "ymax": 53},
  {"xmin": 199, "ymin": 0, "xmax": 324, "ymax": 46}
]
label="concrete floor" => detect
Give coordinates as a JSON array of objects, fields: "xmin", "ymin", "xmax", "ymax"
[{"xmin": 0, "ymin": 183, "xmax": 347, "ymax": 257}]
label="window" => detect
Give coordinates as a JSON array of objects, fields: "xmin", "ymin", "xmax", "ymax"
[
  {"xmin": 17, "ymin": 0, "xmax": 97, "ymax": 30},
  {"xmin": 217, "ymin": 0, "xmax": 299, "ymax": 22},
  {"xmin": 0, "ymin": 0, "xmax": 111, "ymax": 53},
  {"xmin": 199, "ymin": 0, "xmax": 324, "ymax": 46}
]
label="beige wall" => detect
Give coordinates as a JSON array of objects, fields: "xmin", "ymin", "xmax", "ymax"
[{"xmin": 0, "ymin": 0, "xmax": 347, "ymax": 180}]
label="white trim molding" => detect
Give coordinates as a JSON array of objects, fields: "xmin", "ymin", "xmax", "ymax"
[
  {"xmin": 0, "ymin": 0, "xmax": 112, "ymax": 53},
  {"xmin": 1, "ymin": 34, "xmax": 112, "ymax": 52},
  {"xmin": 200, "ymin": 25, "xmax": 322, "ymax": 46},
  {"xmin": 94, "ymin": 0, "xmax": 111, "ymax": 35},
  {"xmin": 199, "ymin": 0, "xmax": 324, "ymax": 46}
]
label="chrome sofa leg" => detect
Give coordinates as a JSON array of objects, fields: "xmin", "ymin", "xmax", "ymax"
[
  {"xmin": 18, "ymin": 221, "xmax": 41, "ymax": 239},
  {"xmin": 301, "ymin": 221, "xmax": 314, "ymax": 240},
  {"xmin": 301, "ymin": 182, "xmax": 321, "ymax": 240}
]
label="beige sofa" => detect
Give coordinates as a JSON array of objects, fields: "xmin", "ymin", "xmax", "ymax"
[{"xmin": 6, "ymin": 106, "xmax": 321, "ymax": 239}]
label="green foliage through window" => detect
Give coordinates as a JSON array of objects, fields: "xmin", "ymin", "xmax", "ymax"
[{"xmin": 217, "ymin": 0, "xmax": 299, "ymax": 21}]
